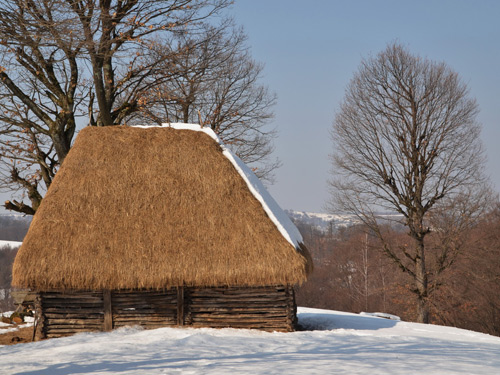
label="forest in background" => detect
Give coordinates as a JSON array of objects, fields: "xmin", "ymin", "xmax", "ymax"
[
  {"xmin": 296, "ymin": 203, "xmax": 500, "ymax": 337},
  {"xmin": 1, "ymin": 207, "xmax": 499, "ymax": 336},
  {"xmin": 0, "ymin": 216, "xmax": 31, "ymax": 242}
]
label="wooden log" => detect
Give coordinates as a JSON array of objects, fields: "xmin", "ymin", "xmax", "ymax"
[
  {"xmin": 45, "ymin": 324, "xmax": 102, "ymax": 328},
  {"xmin": 113, "ymin": 312, "xmax": 176, "ymax": 317},
  {"xmin": 43, "ymin": 308, "xmax": 105, "ymax": 314},
  {"xmin": 191, "ymin": 302, "xmax": 288, "ymax": 306},
  {"xmin": 42, "ymin": 295, "xmax": 103, "ymax": 301},
  {"xmin": 189, "ymin": 303, "xmax": 289, "ymax": 309},
  {"xmin": 189, "ymin": 302, "xmax": 288, "ymax": 306},
  {"xmin": 42, "ymin": 305, "xmax": 105, "ymax": 311},
  {"xmin": 190, "ymin": 307, "xmax": 288, "ymax": 312},
  {"xmin": 112, "ymin": 305, "xmax": 177, "ymax": 310},
  {"xmin": 45, "ymin": 325, "xmax": 102, "ymax": 330},
  {"xmin": 190, "ymin": 322, "xmax": 290, "ymax": 330},
  {"xmin": 113, "ymin": 291, "xmax": 177, "ymax": 299},
  {"xmin": 185, "ymin": 285, "xmax": 295, "ymax": 332},
  {"xmin": 190, "ymin": 324, "xmax": 290, "ymax": 330},
  {"xmin": 113, "ymin": 317, "xmax": 175, "ymax": 322},
  {"xmin": 44, "ymin": 313, "xmax": 104, "ymax": 319},
  {"xmin": 177, "ymin": 286, "xmax": 184, "ymax": 326},
  {"xmin": 46, "ymin": 333, "xmax": 96, "ymax": 337},
  {"xmin": 189, "ymin": 296, "xmax": 278, "ymax": 302},
  {"xmin": 33, "ymin": 293, "xmax": 44, "ymax": 341},
  {"xmin": 190, "ymin": 317, "xmax": 287, "ymax": 322},
  {"xmin": 113, "ymin": 323, "xmax": 176, "ymax": 329},
  {"xmin": 189, "ymin": 295, "xmax": 289, "ymax": 301},
  {"xmin": 44, "ymin": 318, "xmax": 104, "ymax": 325},
  {"xmin": 188, "ymin": 291, "xmax": 288, "ymax": 296},
  {"xmin": 103, "ymin": 289, "xmax": 113, "ymax": 331},
  {"xmin": 41, "ymin": 298, "xmax": 102, "ymax": 303},
  {"xmin": 190, "ymin": 318, "xmax": 289, "ymax": 323},
  {"xmin": 38, "ymin": 285, "xmax": 296, "ymax": 334},
  {"xmin": 189, "ymin": 286, "xmax": 285, "ymax": 293},
  {"xmin": 189, "ymin": 309, "xmax": 288, "ymax": 315}
]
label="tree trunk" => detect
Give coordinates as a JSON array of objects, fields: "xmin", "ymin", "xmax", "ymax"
[
  {"xmin": 415, "ymin": 236, "xmax": 429, "ymax": 323},
  {"xmin": 51, "ymin": 130, "xmax": 72, "ymax": 165},
  {"xmin": 417, "ymin": 296, "xmax": 429, "ymax": 323}
]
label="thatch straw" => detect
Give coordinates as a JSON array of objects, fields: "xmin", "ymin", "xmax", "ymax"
[{"xmin": 13, "ymin": 126, "xmax": 312, "ymax": 290}]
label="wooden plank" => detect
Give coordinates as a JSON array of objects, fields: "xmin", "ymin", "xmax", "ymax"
[
  {"xmin": 43, "ymin": 306, "xmax": 104, "ymax": 311},
  {"xmin": 33, "ymin": 293, "xmax": 44, "ymax": 341},
  {"xmin": 103, "ymin": 289, "xmax": 113, "ymax": 331},
  {"xmin": 191, "ymin": 315, "xmax": 288, "ymax": 322},
  {"xmin": 44, "ymin": 317, "xmax": 103, "ymax": 322},
  {"xmin": 44, "ymin": 319, "xmax": 104, "ymax": 325},
  {"xmin": 189, "ymin": 301, "xmax": 288, "ymax": 307},
  {"xmin": 38, "ymin": 285, "xmax": 297, "ymax": 334},
  {"xmin": 112, "ymin": 312, "xmax": 176, "ymax": 317},
  {"xmin": 43, "ymin": 308, "xmax": 105, "ymax": 314},
  {"xmin": 186, "ymin": 285, "xmax": 295, "ymax": 332},
  {"xmin": 41, "ymin": 296, "xmax": 103, "ymax": 301},
  {"xmin": 177, "ymin": 286, "xmax": 184, "ymax": 326},
  {"xmin": 113, "ymin": 315, "xmax": 177, "ymax": 323},
  {"xmin": 188, "ymin": 307, "xmax": 287, "ymax": 313}
]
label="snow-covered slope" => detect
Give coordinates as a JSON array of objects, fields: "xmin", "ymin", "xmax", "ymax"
[
  {"xmin": 1, "ymin": 307, "xmax": 499, "ymax": 374},
  {"xmin": 286, "ymin": 210, "xmax": 361, "ymax": 232},
  {"xmin": 286, "ymin": 210, "xmax": 405, "ymax": 233},
  {"xmin": 0, "ymin": 240, "xmax": 22, "ymax": 249}
]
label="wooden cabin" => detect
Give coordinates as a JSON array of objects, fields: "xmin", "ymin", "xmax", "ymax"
[{"xmin": 12, "ymin": 125, "xmax": 312, "ymax": 339}]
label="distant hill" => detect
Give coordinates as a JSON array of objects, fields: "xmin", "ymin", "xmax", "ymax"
[
  {"xmin": 285, "ymin": 210, "xmax": 360, "ymax": 233},
  {"xmin": 0, "ymin": 213, "xmax": 31, "ymax": 241},
  {"xmin": 286, "ymin": 210, "xmax": 404, "ymax": 233}
]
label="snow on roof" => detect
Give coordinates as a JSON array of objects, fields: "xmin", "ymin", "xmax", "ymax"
[{"xmin": 134, "ymin": 123, "xmax": 303, "ymax": 248}]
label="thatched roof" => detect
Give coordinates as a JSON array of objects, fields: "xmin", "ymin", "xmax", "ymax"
[{"xmin": 13, "ymin": 125, "xmax": 312, "ymax": 290}]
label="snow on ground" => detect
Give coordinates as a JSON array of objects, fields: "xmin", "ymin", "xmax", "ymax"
[
  {"xmin": 0, "ymin": 240, "xmax": 22, "ymax": 249},
  {"xmin": 1, "ymin": 307, "xmax": 499, "ymax": 375},
  {"xmin": 0, "ymin": 311, "xmax": 34, "ymax": 334}
]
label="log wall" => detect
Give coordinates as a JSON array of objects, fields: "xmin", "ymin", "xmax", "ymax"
[
  {"xmin": 112, "ymin": 289, "xmax": 178, "ymax": 329},
  {"xmin": 188, "ymin": 286, "xmax": 296, "ymax": 331},
  {"xmin": 40, "ymin": 291, "xmax": 105, "ymax": 338},
  {"xmin": 36, "ymin": 285, "xmax": 296, "ymax": 338}
]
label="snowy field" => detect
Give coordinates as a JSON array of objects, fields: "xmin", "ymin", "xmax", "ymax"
[
  {"xmin": 0, "ymin": 240, "xmax": 22, "ymax": 249},
  {"xmin": 1, "ymin": 307, "xmax": 499, "ymax": 375}
]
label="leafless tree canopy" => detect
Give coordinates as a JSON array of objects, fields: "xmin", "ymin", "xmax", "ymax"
[
  {"xmin": 0, "ymin": 0, "xmax": 87, "ymax": 213},
  {"xmin": 131, "ymin": 21, "xmax": 279, "ymax": 181},
  {"xmin": 0, "ymin": 1, "xmax": 281, "ymax": 212},
  {"xmin": 296, "ymin": 199, "xmax": 500, "ymax": 336},
  {"xmin": 328, "ymin": 42, "xmax": 488, "ymax": 323}
]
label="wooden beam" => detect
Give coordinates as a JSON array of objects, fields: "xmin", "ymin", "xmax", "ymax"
[
  {"xmin": 103, "ymin": 289, "xmax": 113, "ymax": 331},
  {"xmin": 177, "ymin": 286, "xmax": 184, "ymax": 326}
]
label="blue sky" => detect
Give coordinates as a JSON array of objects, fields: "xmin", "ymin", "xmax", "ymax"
[
  {"xmin": 0, "ymin": 1, "xmax": 497, "ymax": 215},
  {"xmin": 229, "ymin": 0, "xmax": 500, "ymax": 212}
]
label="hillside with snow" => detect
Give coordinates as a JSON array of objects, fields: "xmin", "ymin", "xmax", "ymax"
[
  {"xmin": 286, "ymin": 210, "xmax": 361, "ymax": 232},
  {"xmin": 0, "ymin": 240, "xmax": 22, "ymax": 249},
  {"xmin": 1, "ymin": 307, "xmax": 499, "ymax": 374},
  {"xmin": 286, "ymin": 210, "xmax": 406, "ymax": 233}
]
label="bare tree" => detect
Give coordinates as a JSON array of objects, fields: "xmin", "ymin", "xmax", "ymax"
[
  {"xmin": 328, "ymin": 42, "xmax": 488, "ymax": 323},
  {"xmin": 0, "ymin": 0, "xmax": 231, "ymax": 214},
  {"xmin": 353, "ymin": 233, "xmax": 370, "ymax": 311},
  {"xmin": 133, "ymin": 21, "xmax": 279, "ymax": 181},
  {"xmin": 66, "ymin": 0, "xmax": 230, "ymax": 127},
  {"xmin": 0, "ymin": 0, "xmax": 86, "ymax": 213},
  {"xmin": 0, "ymin": 245, "xmax": 19, "ymax": 311}
]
